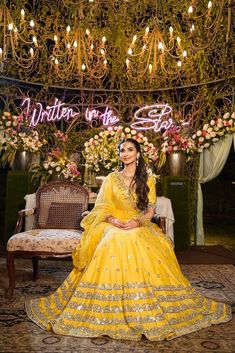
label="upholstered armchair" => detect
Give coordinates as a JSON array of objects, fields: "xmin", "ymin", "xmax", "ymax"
[{"xmin": 6, "ymin": 180, "xmax": 89, "ymax": 299}]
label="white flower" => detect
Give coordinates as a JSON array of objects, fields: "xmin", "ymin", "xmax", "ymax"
[
  {"xmin": 223, "ymin": 112, "xmax": 230, "ymax": 119},
  {"xmin": 203, "ymin": 123, "xmax": 209, "ymax": 130},
  {"xmin": 210, "ymin": 120, "xmax": 216, "ymax": 126},
  {"xmin": 231, "ymin": 112, "xmax": 235, "ymax": 119},
  {"xmin": 199, "ymin": 137, "xmax": 204, "ymax": 142},
  {"xmin": 124, "ymin": 127, "xmax": 130, "ymax": 133},
  {"xmin": 55, "ymin": 166, "xmax": 61, "ymax": 172},
  {"xmin": 131, "ymin": 130, "xmax": 137, "ymax": 135},
  {"xmin": 204, "ymin": 143, "xmax": 210, "ymax": 148},
  {"xmin": 196, "ymin": 130, "xmax": 202, "ymax": 137}
]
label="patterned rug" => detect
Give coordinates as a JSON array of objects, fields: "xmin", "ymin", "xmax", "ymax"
[{"xmin": 0, "ymin": 258, "xmax": 235, "ymax": 353}]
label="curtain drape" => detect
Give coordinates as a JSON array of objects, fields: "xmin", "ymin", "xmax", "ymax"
[{"xmin": 196, "ymin": 134, "xmax": 235, "ymax": 245}]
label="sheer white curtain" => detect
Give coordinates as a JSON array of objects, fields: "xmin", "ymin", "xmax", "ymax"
[{"xmin": 196, "ymin": 134, "xmax": 235, "ymax": 245}]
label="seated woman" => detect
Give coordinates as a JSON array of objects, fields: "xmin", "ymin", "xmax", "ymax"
[{"xmin": 26, "ymin": 138, "xmax": 231, "ymax": 341}]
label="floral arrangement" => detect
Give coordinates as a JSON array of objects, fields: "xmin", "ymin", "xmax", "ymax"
[
  {"xmin": 0, "ymin": 112, "xmax": 47, "ymax": 165},
  {"xmin": 158, "ymin": 126, "xmax": 196, "ymax": 168},
  {"xmin": 83, "ymin": 125, "xmax": 158, "ymax": 173},
  {"xmin": 192, "ymin": 112, "xmax": 235, "ymax": 152},
  {"xmin": 30, "ymin": 148, "xmax": 81, "ymax": 185}
]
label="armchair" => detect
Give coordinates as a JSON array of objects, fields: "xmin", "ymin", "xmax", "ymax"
[{"xmin": 6, "ymin": 180, "xmax": 89, "ymax": 299}]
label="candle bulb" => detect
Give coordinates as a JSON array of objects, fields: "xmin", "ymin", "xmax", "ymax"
[
  {"xmin": 126, "ymin": 58, "xmax": 130, "ymax": 68},
  {"xmin": 29, "ymin": 20, "xmax": 35, "ymax": 28},
  {"xmin": 21, "ymin": 9, "xmax": 25, "ymax": 21},
  {"xmin": 148, "ymin": 63, "xmax": 153, "ymax": 73},
  {"xmin": 169, "ymin": 26, "xmax": 173, "ymax": 37},
  {"xmin": 188, "ymin": 5, "xmax": 193, "ymax": 15},
  {"xmin": 132, "ymin": 34, "xmax": 137, "ymax": 44},
  {"xmin": 29, "ymin": 48, "xmax": 34, "ymax": 57}
]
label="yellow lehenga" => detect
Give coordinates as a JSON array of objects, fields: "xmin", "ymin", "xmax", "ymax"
[{"xmin": 25, "ymin": 172, "xmax": 231, "ymax": 341}]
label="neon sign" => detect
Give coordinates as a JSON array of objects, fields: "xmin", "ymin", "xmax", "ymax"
[
  {"xmin": 131, "ymin": 104, "xmax": 173, "ymax": 132},
  {"xmin": 21, "ymin": 98, "xmax": 119, "ymax": 127},
  {"xmin": 85, "ymin": 107, "xmax": 119, "ymax": 126},
  {"xmin": 21, "ymin": 98, "xmax": 80, "ymax": 127},
  {"xmin": 20, "ymin": 97, "xmax": 189, "ymax": 132}
]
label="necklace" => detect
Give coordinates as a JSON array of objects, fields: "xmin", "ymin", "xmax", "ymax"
[{"xmin": 122, "ymin": 171, "xmax": 135, "ymax": 179}]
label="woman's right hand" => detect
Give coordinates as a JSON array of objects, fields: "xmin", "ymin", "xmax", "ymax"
[{"xmin": 110, "ymin": 218, "xmax": 126, "ymax": 228}]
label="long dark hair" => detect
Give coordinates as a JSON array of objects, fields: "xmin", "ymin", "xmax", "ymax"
[{"xmin": 118, "ymin": 138, "xmax": 149, "ymax": 211}]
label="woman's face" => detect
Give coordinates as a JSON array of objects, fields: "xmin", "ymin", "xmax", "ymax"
[{"xmin": 119, "ymin": 141, "xmax": 139, "ymax": 166}]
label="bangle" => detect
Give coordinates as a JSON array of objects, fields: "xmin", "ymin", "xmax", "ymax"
[
  {"xmin": 134, "ymin": 215, "xmax": 151, "ymax": 227},
  {"xmin": 106, "ymin": 215, "xmax": 114, "ymax": 223}
]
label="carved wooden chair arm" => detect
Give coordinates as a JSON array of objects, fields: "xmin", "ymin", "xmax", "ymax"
[{"xmin": 13, "ymin": 208, "xmax": 37, "ymax": 234}]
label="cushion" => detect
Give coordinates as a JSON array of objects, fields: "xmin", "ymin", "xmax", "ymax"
[
  {"xmin": 45, "ymin": 202, "xmax": 83, "ymax": 229},
  {"xmin": 7, "ymin": 229, "xmax": 82, "ymax": 253},
  {"xmin": 24, "ymin": 193, "xmax": 36, "ymax": 230}
]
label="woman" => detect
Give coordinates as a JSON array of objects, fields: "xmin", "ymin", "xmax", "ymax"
[{"xmin": 26, "ymin": 138, "xmax": 231, "ymax": 341}]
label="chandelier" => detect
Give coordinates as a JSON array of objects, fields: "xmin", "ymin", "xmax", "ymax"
[
  {"xmin": 125, "ymin": 0, "xmax": 227, "ymax": 82},
  {"xmin": 0, "ymin": 2, "xmax": 108, "ymax": 84},
  {"xmin": 0, "ymin": 0, "xmax": 232, "ymax": 89}
]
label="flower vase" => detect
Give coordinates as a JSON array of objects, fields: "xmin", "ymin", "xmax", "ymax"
[
  {"xmin": 167, "ymin": 152, "xmax": 186, "ymax": 176},
  {"xmin": 11, "ymin": 151, "xmax": 32, "ymax": 171}
]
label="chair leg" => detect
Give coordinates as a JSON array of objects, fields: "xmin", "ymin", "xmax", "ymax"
[
  {"xmin": 6, "ymin": 251, "xmax": 15, "ymax": 299},
  {"xmin": 32, "ymin": 257, "xmax": 38, "ymax": 281}
]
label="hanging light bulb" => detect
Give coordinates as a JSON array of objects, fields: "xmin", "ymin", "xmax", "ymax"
[
  {"xmin": 86, "ymin": 29, "xmax": 90, "ymax": 36},
  {"xmin": 66, "ymin": 25, "xmax": 71, "ymax": 33},
  {"xmin": 32, "ymin": 36, "xmax": 37, "ymax": 44},
  {"xmin": 100, "ymin": 48, "xmax": 105, "ymax": 55},
  {"xmin": 127, "ymin": 48, "xmax": 133, "ymax": 55},
  {"xmin": 55, "ymin": 58, "xmax": 59, "ymax": 65},
  {"xmin": 90, "ymin": 43, "xmax": 94, "ymax": 50},
  {"xmin": 148, "ymin": 63, "xmax": 153, "ymax": 73},
  {"xmin": 29, "ymin": 20, "xmax": 35, "ymax": 28},
  {"xmin": 54, "ymin": 35, "xmax": 58, "ymax": 42},
  {"xmin": 73, "ymin": 40, "xmax": 78, "ymax": 48},
  {"xmin": 67, "ymin": 43, "xmax": 71, "ymax": 49},
  {"xmin": 126, "ymin": 58, "xmax": 130, "ymax": 67},
  {"xmin": 183, "ymin": 50, "xmax": 187, "ymax": 57},
  {"xmin": 177, "ymin": 60, "xmax": 182, "ymax": 67},
  {"xmin": 8, "ymin": 23, "xmax": 13, "ymax": 31},
  {"xmin": 82, "ymin": 64, "xmax": 86, "ymax": 70},
  {"xmin": 102, "ymin": 36, "xmax": 106, "ymax": 43},
  {"xmin": 103, "ymin": 59, "xmax": 107, "ymax": 65},
  {"xmin": 145, "ymin": 27, "xmax": 150, "ymax": 34}
]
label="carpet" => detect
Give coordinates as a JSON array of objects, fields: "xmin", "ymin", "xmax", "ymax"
[{"xmin": 0, "ymin": 258, "xmax": 235, "ymax": 353}]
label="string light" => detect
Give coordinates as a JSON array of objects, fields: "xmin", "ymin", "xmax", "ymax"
[{"xmin": 29, "ymin": 20, "xmax": 35, "ymax": 27}]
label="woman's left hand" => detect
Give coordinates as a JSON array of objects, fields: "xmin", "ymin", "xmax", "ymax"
[{"xmin": 122, "ymin": 219, "xmax": 140, "ymax": 230}]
